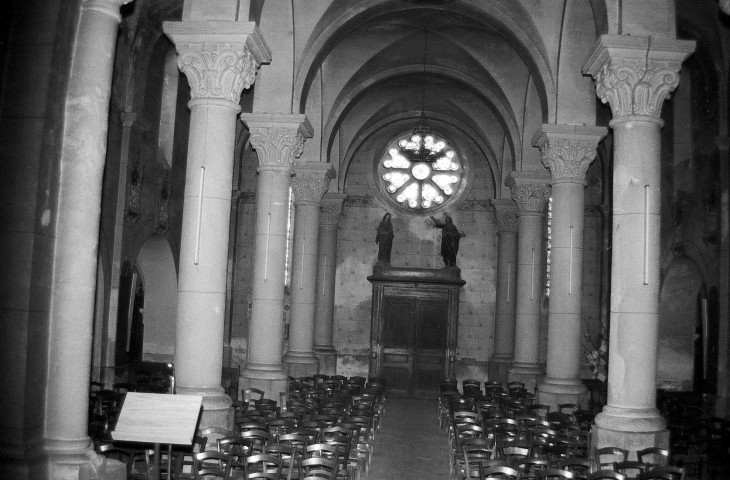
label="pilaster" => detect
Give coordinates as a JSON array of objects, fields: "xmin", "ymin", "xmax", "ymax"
[
  {"xmin": 583, "ymin": 34, "xmax": 694, "ymax": 454},
  {"xmin": 241, "ymin": 114, "xmax": 312, "ymax": 399},
  {"xmin": 533, "ymin": 124, "xmax": 607, "ymax": 410},
  {"xmin": 284, "ymin": 162, "xmax": 335, "ymax": 378},
  {"xmin": 506, "ymin": 172, "xmax": 551, "ymax": 391},
  {"xmin": 489, "ymin": 199, "xmax": 519, "ymax": 383},
  {"xmin": 314, "ymin": 193, "xmax": 347, "ymax": 374}
]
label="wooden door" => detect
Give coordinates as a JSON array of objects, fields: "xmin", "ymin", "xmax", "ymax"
[{"xmin": 380, "ymin": 295, "xmax": 448, "ymax": 398}]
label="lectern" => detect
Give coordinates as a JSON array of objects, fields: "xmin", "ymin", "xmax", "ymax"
[{"xmin": 112, "ymin": 392, "xmax": 203, "ymax": 480}]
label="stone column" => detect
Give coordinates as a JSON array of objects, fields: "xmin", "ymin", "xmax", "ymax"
[
  {"xmin": 163, "ymin": 21, "xmax": 270, "ymax": 430},
  {"xmin": 283, "ymin": 162, "xmax": 335, "ymax": 377},
  {"xmin": 488, "ymin": 199, "xmax": 519, "ymax": 383},
  {"xmin": 584, "ymin": 34, "xmax": 694, "ymax": 453},
  {"xmin": 240, "ymin": 114, "xmax": 313, "ymax": 399},
  {"xmin": 534, "ymin": 124, "xmax": 607, "ymax": 409},
  {"xmin": 45, "ymin": 1, "xmax": 130, "ymax": 477},
  {"xmin": 314, "ymin": 193, "xmax": 347, "ymax": 374},
  {"xmin": 506, "ymin": 172, "xmax": 551, "ymax": 391}
]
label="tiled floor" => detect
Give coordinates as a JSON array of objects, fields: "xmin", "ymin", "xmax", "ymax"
[{"xmin": 366, "ymin": 398, "xmax": 451, "ymax": 480}]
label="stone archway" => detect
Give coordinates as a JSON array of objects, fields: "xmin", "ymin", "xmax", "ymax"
[
  {"xmin": 657, "ymin": 255, "xmax": 704, "ymax": 391},
  {"xmin": 135, "ymin": 233, "xmax": 178, "ymax": 363}
]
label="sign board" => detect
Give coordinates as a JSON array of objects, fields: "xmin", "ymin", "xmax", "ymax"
[{"xmin": 112, "ymin": 392, "xmax": 203, "ymax": 445}]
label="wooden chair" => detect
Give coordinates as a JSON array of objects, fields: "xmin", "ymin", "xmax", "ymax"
[
  {"xmin": 192, "ymin": 451, "xmax": 231, "ymax": 480},
  {"xmin": 535, "ymin": 469, "xmax": 574, "ymax": 479},
  {"xmin": 481, "ymin": 464, "xmax": 522, "ymax": 479},
  {"xmin": 595, "ymin": 447, "xmax": 629, "ymax": 469},
  {"xmin": 515, "ymin": 457, "xmax": 549, "ymax": 479},
  {"xmin": 587, "ymin": 472, "xmax": 626, "ymax": 480},
  {"xmin": 459, "ymin": 438, "xmax": 495, "ymax": 480},
  {"xmin": 636, "ymin": 447, "xmax": 670, "ymax": 467},
  {"xmin": 498, "ymin": 439, "xmax": 533, "ymax": 468},
  {"xmin": 97, "ymin": 443, "xmax": 134, "ymax": 479},
  {"xmin": 240, "ymin": 429, "xmax": 271, "ymax": 455},
  {"xmin": 200, "ymin": 427, "xmax": 233, "ymax": 448},
  {"xmin": 298, "ymin": 456, "xmax": 337, "ymax": 480},
  {"xmin": 554, "ymin": 458, "xmax": 591, "ymax": 480},
  {"xmin": 245, "ymin": 453, "xmax": 283, "ymax": 480},
  {"xmin": 637, "ymin": 466, "xmax": 685, "ymax": 480},
  {"xmin": 613, "ymin": 461, "xmax": 650, "ymax": 479}
]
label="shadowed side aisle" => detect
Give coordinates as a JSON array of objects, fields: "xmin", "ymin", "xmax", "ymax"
[{"xmin": 367, "ymin": 398, "xmax": 451, "ymax": 480}]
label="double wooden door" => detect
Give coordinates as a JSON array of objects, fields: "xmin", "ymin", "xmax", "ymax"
[{"xmin": 379, "ymin": 294, "xmax": 448, "ymax": 398}]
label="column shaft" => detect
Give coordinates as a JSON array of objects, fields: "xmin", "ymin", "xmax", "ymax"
[
  {"xmin": 506, "ymin": 172, "xmax": 551, "ymax": 391},
  {"xmin": 606, "ymin": 117, "xmax": 663, "ymax": 411},
  {"xmin": 489, "ymin": 200, "xmax": 518, "ymax": 383},
  {"xmin": 247, "ymin": 168, "xmax": 293, "ymax": 371},
  {"xmin": 175, "ymin": 103, "xmax": 237, "ymax": 394},
  {"xmin": 313, "ymin": 194, "xmax": 346, "ymax": 374},
  {"xmin": 284, "ymin": 203, "xmax": 322, "ymax": 372},
  {"xmin": 45, "ymin": 1, "xmax": 126, "ymax": 477}
]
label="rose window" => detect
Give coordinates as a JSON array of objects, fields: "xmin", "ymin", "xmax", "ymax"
[{"xmin": 379, "ymin": 130, "xmax": 462, "ymax": 211}]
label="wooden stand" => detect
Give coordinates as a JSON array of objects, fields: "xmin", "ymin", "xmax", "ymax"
[{"xmin": 112, "ymin": 392, "xmax": 203, "ymax": 480}]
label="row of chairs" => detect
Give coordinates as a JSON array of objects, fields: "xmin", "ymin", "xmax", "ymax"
[
  {"xmin": 441, "ymin": 379, "xmax": 686, "ymax": 480},
  {"xmin": 96, "ymin": 375, "xmax": 384, "ymax": 480}
]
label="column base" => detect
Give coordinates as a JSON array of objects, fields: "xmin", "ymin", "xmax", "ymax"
[
  {"xmin": 283, "ymin": 350, "xmax": 320, "ymax": 378},
  {"xmin": 46, "ymin": 438, "xmax": 127, "ymax": 480},
  {"xmin": 241, "ymin": 363, "xmax": 289, "ymax": 401},
  {"xmin": 592, "ymin": 405, "xmax": 669, "ymax": 458},
  {"xmin": 176, "ymin": 386, "xmax": 233, "ymax": 433},
  {"xmin": 314, "ymin": 345, "xmax": 338, "ymax": 375},
  {"xmin": 536, "ymin": 376, "xmax": 588, "ymax": 410},
  {"xmin": 507, "ymin": 362, "xmax": 544, "ymax": 392},
  {"xmin": 488, "ymin": 354, "xmax": 513, "ymax": 383}
]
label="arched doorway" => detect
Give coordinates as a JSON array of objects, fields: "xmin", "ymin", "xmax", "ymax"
[
  {"xmin": 134, "ymin": 233, "xmax": 178, "ymax": 363},
  {"xmin": 658, "ymin": 255, "xmax": 705, "ymax": 391}
]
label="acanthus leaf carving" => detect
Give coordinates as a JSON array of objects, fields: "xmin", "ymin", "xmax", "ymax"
[
  {"xmin": 540, "ymin": 141, "xmax": 598, "ymax": 181},
  {"xmin": 291, "ymin": 164, "xmax": 335, "ymax": 204},
  {"xmin": 510, "ymin": 183, "xmax": 551, "ymax": 213},
  {"xmin": 249, "ymin": 130, "xmax": 306, "ymax": 169},
  {"xmin": 176, "ymin": 44, "xmax": 259, "ymax": 105}
]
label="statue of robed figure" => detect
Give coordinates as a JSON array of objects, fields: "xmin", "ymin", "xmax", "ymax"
[
  {"xmin": 376, "ymin": 212, "xmax": 394, "ymax": 265},
  {"xmin": 430, "ymin": 214, "xmax": 465, "ymax": 268}
]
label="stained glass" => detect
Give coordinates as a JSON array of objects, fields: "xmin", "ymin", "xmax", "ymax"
[{"xmin": 380, "ymin": 131, "xmax": 462, "ymax": 211}]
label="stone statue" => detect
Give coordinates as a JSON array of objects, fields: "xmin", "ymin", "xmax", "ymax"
[
  {"xmin": 430, "ymin": 214, "xmax": 465, "ymax": 268},
  {"xmin": 376, "ymin": 212, "xmax": 394, "ymax": 265}
]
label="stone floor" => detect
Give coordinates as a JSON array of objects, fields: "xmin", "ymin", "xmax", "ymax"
[{"xmin": 366, "ymin": 398, "xmax": 451, "ymax": 480}]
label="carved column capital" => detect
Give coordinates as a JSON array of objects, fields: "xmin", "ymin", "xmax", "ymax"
[
  {"xmin": 291, "ymin": 162, "xmax": 336, "ymax": 205},
  {"xmin": 506, "ymin": 171, "xmax": 551, "ymax": 214},
  {"xmin": 241, "ymin": 114, "xmax": 314, "ymax": 171},
  {"xmin": 491, "ymin": 199, "xmax": 518, "ymax": 234},
  {"xmin": 320, "ymin": 193, "xmax": 347, "ymax": 226},
  {"xmin": 583, "ymin": 35, "xmax": 695, "ymax": 119},
  {"xmin": 164, "ymin": 21, "xmax": 270, "ymax": 107},
  {"xmin": 533, "ymin": 124, "xmax": 607, "ymax": 183}
]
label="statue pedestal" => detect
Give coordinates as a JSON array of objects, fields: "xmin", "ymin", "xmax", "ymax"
[{"xmin": 367, "ymin": 266, "xmax": 464, "ymax": 398}]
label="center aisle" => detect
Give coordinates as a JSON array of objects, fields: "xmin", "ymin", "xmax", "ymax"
[{"xmin": 366, "ymin": 398, "xmax": 451, "ymax": 480}]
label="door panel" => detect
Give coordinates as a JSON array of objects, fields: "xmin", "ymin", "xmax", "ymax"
[
  {"xmin": 415, "ymin": 300, "xmax": 448, "ymax": 398},
  {"xmin": 381, "ymin": 297, "xmax": 415, "ymax": 397},
  {"xmin": 379, "ymin": 295, "xmax": 448, "ymax": 398}
]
